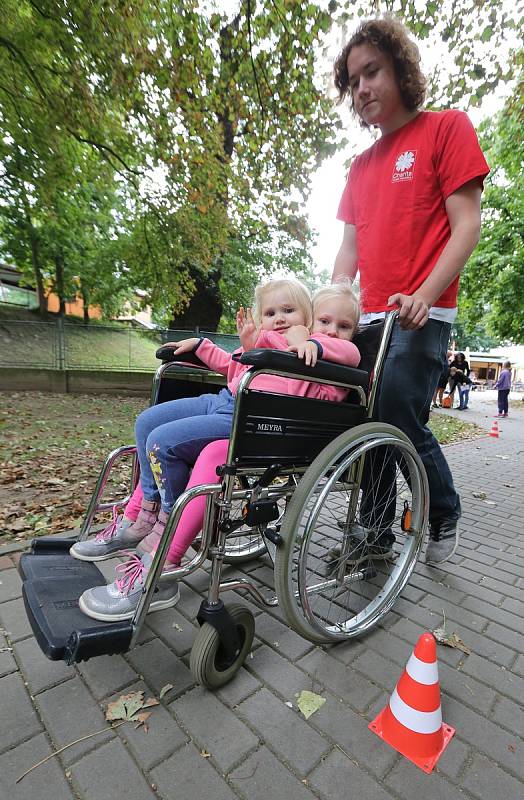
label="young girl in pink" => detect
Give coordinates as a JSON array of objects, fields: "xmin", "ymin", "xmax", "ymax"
[{"xmin": 78, "ymin": 281, "xmax": 361, "ymax": 622}]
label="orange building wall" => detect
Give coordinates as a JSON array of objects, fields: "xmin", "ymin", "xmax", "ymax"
[{"xmin": 46, "ymin": 291, "xmax": 102, "ymax": 319}]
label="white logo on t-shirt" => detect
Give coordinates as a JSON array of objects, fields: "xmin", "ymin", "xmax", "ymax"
[{"xmin": 392, "ymin": 150, "xmax": 416, "ymax": 182}]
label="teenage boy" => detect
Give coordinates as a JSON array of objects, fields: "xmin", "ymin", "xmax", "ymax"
[{"xmin": 332, "ymin": 16, "xmax": 489, "ymax": 564}]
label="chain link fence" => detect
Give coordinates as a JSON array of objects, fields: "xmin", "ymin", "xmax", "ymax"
[{"xmin": 0, "ymin": 318, "xmax": 240, "ymax": 371}]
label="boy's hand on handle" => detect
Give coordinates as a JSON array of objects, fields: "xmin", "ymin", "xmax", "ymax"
[
  {"xmin": 284, "ymin": 325, "xmax": 310, "ymax": 346},
  {"xmin": 388, "ymin": 293, "xmax": 429, "ymax": 330},
  {"xmin": 237, "ymin": 306, "xmax": 259, "ymax": 351},
  {"xmin": 164, "ymin": 337, "xmax": 201, "ymax": 354},
  {"xmin": 288, "ymin": 340, "xmax": 319, "ymax": 367}
]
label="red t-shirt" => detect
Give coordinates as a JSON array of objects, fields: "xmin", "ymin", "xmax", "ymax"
[{"xmin": 336, "ymin": 110, "xmax": 489, "ymax": 313}]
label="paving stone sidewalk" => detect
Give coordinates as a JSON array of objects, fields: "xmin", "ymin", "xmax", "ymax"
[{"xmin": 1, "ymin": 401, "xmax": 522, "ymax": 800}]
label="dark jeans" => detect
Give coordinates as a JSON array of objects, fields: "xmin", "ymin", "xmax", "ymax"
[
  {"xmin": 497, "ymin": 389, "xmax": 510, "ymax": 415},
  {"xmin": 362, "ymin": 318, "xmax": 461, "ymax": 530}
]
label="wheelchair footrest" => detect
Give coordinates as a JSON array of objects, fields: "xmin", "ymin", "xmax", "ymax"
[{"xmin": 20, "ymin": 551, "xmax": 133, "ymax": 664}]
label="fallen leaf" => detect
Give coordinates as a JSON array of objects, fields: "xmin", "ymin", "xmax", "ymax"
[
  {"xmin": 472, "ymin": 491, "xmax": 487, "ymax": 499},
  {"xmin": 159, "ymin": 684, "xmax": 174, "ymax": 700},
  {"xmin": 296, "ymin": 690, "xmax": 326, "ymax": 719},
  {"xmin": 200, "ymin": 750, "xmax": 211, "ymax": 758},
  {"xmin": 105, "ymin": 691, "xmax": 158, "ymax": 723},
  {"xmin": 433, "ymin": 626, "xmax": 471, "ymax": 655}
]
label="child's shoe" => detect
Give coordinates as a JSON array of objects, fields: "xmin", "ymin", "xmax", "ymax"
[
  {"xmin": 78, "ymin": 552, "xmax": 179, "ymax": 622},
  {"xmin": 70, "ymin": 500, "xmax": 159, "ymax": 562}
]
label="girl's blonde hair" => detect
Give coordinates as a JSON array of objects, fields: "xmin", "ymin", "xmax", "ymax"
[
  {"xmin": 253, "ymin": 278, "xmax": 312, "ymax": 328},
  {"xmin": 312, "ymin": 281, "xmax": 361, "ymax": 328}
]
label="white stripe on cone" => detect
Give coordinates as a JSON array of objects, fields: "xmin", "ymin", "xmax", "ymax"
[
  {"xmin": 405, "ymin": 652, "xmax": 439, "ymax": 685},
  {"xmin": 389, "ymin": 688, "xmax": 442, "ymax": 734}
]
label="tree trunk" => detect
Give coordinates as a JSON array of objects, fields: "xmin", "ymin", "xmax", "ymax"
[
  {"xmin": 169, "ymin": 267, "xmax": 222, "ymax": 331},
  {"xmin": 54, "ymin": 255, "xmax": 66, "ymax": 316},
  {"xmin": 80, "ymin": 285, "xmax": 90, "ymax": 324},
  {"xmin": 19, "ymin": 184, "xmax": 47, "ymax": 313}
]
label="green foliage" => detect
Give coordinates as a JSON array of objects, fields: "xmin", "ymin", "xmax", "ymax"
[
  {"xmin": 460, "ymin": 61, "xmax": 524, "ymax": 343},
  {"xmin": 0, "ymin": 1, "xmax": 521, "ymax": 325}
]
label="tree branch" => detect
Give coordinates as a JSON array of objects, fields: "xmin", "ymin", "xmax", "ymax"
[
  {"xmin": 246, "ymin": 0, "xmax": 265, "ymax": 119},
  {"xmin": 0, "ymin": 36, "xmax": 48, "ymax": 99},
  {"xmin": 64, "ymin": 128, "xmax": 142, "ymax": 177}
]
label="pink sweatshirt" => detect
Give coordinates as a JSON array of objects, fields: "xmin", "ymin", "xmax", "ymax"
[{"xmin": 195, "ymin": 331, "xmax": 360, "ymax": 402}]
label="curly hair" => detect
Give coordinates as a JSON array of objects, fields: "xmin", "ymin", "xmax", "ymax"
[{"xmin": 333, "ymin": 16, "xmax": 426, "ymax": 117}]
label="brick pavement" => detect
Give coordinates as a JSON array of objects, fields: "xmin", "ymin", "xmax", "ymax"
[{"xmin": 0, "ymin": 400, "xmax": 522, "ymax": 800}]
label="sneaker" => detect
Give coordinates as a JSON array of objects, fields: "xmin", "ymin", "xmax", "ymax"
[
  {"xmin": 70, "ymin": 508, "xmax": 141, "ymax": 562},
  {"xmin": 326, "ymin": 531, "xmax": 395, "ymax": 571},
  {"xmin": 136, "ymin": 509, "xmax": 169, "ymax": 556},
  {"xmin": 78, "ymin": 552, "xmax": 180, "ymax": 622},
  {"xmin": 425, "ymin": 518, "xmax": 459, "ymax": 565}
]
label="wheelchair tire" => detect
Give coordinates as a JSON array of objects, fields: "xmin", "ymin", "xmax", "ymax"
[
  {"xmin": 274, "ymin": 423, "xmax": 428, "ymax": 644},
  {"xmin": 189, "ymin": 603, "xmax": 255, "ymax": 688}
]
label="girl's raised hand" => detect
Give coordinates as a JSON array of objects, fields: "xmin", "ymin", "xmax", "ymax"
[
  {"xmin": 237, "ymin": 306, "xmax": 259, "ymax": 351},
  {"xmin": 163, "ymin": 337, "xmax": 201, "ymax": 354}
]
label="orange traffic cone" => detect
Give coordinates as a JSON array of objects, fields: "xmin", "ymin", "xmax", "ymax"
[
  {"xmin": 489, "ymin": 420, "xmax": 499, "ymax": 438},
  {"xmin": 369, "ymin": 632, "xmax": 455, "ymax": 773}
]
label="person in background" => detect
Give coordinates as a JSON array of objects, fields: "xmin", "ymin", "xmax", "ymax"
[
  {"xmin": 432, "ymin": 350, "xmax": 452, "ymax": 408},
  {"xmin": 493, "ymin": 361, "xmax": 512, "ymax": 418},
  {"xmin": 332, "ymin": 15, "xmax": 489, "ymax": 565}
]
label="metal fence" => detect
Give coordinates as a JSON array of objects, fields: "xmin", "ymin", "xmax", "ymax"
[{"xmin": 0, "ymin": 318, "xmax": 240, "ymax": 371}]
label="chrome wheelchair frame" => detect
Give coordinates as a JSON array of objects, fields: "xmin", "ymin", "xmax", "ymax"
[{"xmin": 19, "ymin": 312, "xmax": 429, "ymax": 687}]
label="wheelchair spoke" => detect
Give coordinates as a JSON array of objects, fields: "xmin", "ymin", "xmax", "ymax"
[{"xmin": 275, "ymin": 425, "xmax": 428, "ymax": 643}]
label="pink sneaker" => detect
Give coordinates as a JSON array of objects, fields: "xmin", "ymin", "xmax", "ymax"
[{"xmin": 137, "ymin": 508, "xmax": 169, "ymax": 555}]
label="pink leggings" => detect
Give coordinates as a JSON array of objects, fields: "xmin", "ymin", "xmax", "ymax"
[{"xmin": 125, "ymin": 439, "xmax": 229, "ymax": 565}]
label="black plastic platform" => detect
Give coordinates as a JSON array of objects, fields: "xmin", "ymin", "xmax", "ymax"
[{"xmin": 20, "ymin": 540, "xmax": 133, "ymax": 664}]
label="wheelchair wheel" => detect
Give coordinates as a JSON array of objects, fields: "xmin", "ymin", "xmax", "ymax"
[
  {"xmin": 274, "ymin": 423, "xmax": 428, "ymax": 644},
  {"xmin": 189, "ymin": 603, "xmax": 255, "ymax": 688}
]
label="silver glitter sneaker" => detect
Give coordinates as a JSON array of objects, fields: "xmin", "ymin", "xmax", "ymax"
[
  {"xmin": 78, "ymin": 552, "xmax": 179, "ymax": 622},
  {"xmin": 70, "ymin": 501, "xmax": 159, "ymax": 562}
]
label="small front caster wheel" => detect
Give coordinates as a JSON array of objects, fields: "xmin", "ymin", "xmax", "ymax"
[{"xmin": 190, "ymin": 603, "xmax": 255, "ymax": 688}]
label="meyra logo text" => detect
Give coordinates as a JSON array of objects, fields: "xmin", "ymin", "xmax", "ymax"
[{"xmin": 256, "ymin": 422, "xmax": 284, "ymax": 433}]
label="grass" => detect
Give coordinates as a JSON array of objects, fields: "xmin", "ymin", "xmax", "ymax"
[
  {"xmin": 0, "ymin": 304, "xmax": 240, "ymax": 370},
  {"xmin": 427, "ymin": 411, "xmax": 483, "ymax": 444}
]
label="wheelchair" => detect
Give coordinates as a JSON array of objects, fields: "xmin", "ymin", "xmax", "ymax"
[{"xmin": 19, "ymin": 312, "xmax": 429, "ymax": 688}]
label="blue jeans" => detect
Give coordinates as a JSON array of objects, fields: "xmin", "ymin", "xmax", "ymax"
[
  {"xmin": 135, "ymin": 388, "xmax": 235, "ymax": 511},
  {"xmin": 367, "ymin": 319, "xmax": 461, "ymax": 526},
  {"xmin": 458, "ymin": 385, "xmax": 470, "ymax": 409}
]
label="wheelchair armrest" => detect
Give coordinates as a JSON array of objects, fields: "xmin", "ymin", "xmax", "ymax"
[
  {"xmin": 238, "ymin": 348, "xmax": 369, "ymax": 392},
  {"xmin": 155, "ymin": 347, "xmax": 209, "ymax": 369}
]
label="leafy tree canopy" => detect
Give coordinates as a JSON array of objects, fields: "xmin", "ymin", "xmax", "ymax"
[
  {"xmin": 0, "ymin": 1, "xmax": 522, "ymax": 325},
  {"xmin": 459, "ymin": 57, "xmax": 524, "ymax": 345}
]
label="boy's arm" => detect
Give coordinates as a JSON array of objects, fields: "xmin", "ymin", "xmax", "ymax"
[
  {"xmin": 332, "ymin": 223, "xmax": 358, "ymax": 283},
  {"xmin": 388, "ymin": 180, "xmax": 482, "ymax": 329}
]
